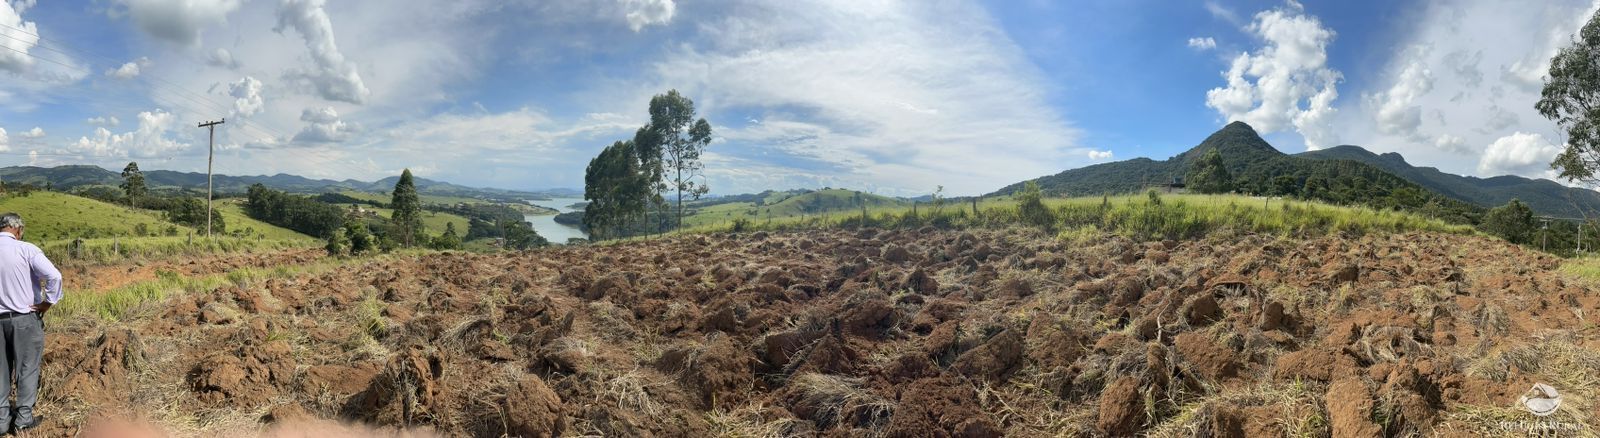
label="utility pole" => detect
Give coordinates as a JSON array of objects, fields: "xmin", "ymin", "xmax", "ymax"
[{"xmin": 198, "ymin": 119, "xmax": 225, "ymax": 238}]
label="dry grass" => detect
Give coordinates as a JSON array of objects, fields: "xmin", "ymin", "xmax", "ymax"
[
  {"xmin": 1144, "ymin": 380, "xmax": 1328, "ymax": 438},
  {"xmin": 785, "ymin": 373, "xmax": 893, "ymax": 434}
]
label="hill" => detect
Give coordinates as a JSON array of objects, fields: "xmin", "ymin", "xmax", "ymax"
[
  {"xmin": 0, "ymin": 191, "xmax": 190, "ymax": 240},
  {"xmin": 991, "ymin": 122, "xmax": 1481, "ymax": 222},
  {"xmin": 0, "ymin": 166, "xmax": 560, "ymax": 202},
  {"xmin": 682, "ymin": 188, "xmax": 908, "ymax": 227},
  {"xmin": 1299, "ymin": 145, "xmax": 1600, "ymax": 218}
]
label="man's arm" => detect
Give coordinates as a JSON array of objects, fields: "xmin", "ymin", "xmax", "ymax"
[{"xmin": 28, "ymin": 247, "xmax": 61, "ymax": 312}]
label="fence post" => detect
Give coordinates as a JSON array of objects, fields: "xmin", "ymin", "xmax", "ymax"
[{"xmin": 113, "ymin": 236, "xmax": 119, "ymax": 255}]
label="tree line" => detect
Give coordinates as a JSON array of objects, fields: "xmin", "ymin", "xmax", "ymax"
[{"xmin": 582, "ymin": 90, "xmax": 713, "ymax": 240}]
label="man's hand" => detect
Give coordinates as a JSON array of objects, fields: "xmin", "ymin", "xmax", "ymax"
[{"xmin": 31, "ymin": 302, "xmax": 50, "ymax": 315}]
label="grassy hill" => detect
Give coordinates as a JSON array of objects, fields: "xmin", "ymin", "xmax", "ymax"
[
  {"xmin": 215, "ymin": 202, "xmax": 317, "ymax": 241},
  {"xmin": 682, "ymin": 188, "xmax": 908, "ymax": 227},
  {"xmin": 0, "ymin": 191, "xmax": 187, "ymax": 240},
  {"xmin": 679, "ymin": 192, "xmax": 1476, "ymax": 240},
  {"xmin": 335, "ymin": 204, "xmax": 471, "ymax": 235},
  {"xmin": 1299, "ymin": 145, "xmax": 1600, "ymax": 218},
  {"xmin": 990, "ymin": 122, "xmax": 1482, "ymax": 224}
]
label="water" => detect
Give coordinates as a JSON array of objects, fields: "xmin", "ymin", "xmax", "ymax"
[{"xmin": 524, "ymin": 197, "xmax": 588, "ymax": 244}]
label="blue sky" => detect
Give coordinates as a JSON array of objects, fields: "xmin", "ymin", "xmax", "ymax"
[{"xmin": 0, "ymin": 0, "xmax": 1596, "ymax": 196}]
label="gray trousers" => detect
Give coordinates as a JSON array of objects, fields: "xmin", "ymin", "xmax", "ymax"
[{"xmin": 0, "ymin": 313, "xmax": 41, "ymax": 429}]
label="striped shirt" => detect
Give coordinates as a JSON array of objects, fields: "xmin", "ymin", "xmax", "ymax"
[{"xmin": 0, "ymin": 232, "xmax": 60, "ymax": 314}]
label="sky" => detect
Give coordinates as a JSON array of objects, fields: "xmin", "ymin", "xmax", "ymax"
[{"xmin": 0, "ymin": 0, "xmax": 1596, "ymax": 197}]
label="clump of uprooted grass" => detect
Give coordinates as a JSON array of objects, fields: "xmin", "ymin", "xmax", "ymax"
[
  {"xmin": 675, "ymin": 193, "xmax": 1475, "ymax": 243},
  {"xmin": 1143, "ymin": 380, "xmax": 1329, "ymax": 438},
  {"xmin": 1456, "ymin": 337, "xmax": 1600, "ymax": 427},
  {"xmin": 705, "ymin": 402, "xmax": 810, "ymax": 437},
  {"xmin": 785, "ymin": 373, "xmax": 894, "ymax": 434}
]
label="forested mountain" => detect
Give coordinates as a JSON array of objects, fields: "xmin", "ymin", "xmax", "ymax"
[
  {"xmin": 1298, "ymin": 146, "xmax": 1600, "ymax": 218},
  {"xmin": 992, "ymin": 122, "xmax": 1483, "ymax": 223},
  {"xmin": 0, "ymin": 165, "xmax": 561, "ymax": 201}
]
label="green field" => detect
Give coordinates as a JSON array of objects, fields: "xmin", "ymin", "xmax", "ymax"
[
  {"xmin": 682, "ymin": 189, "xmax": 907, "ymax": 227},
  {"xmin": 678, "ymin": 193, "xmax": 1477, "ymax": 241},
  {"xmin": 0, "ymin": 191, "xmax": 188, "ymax": 240},
  {"xmin": 215, "ymin": 201, "xmax": 317, "ymax": 241},
  {"xmin": 337, "ymin": 190, "xmax": 490, "ymax": 206},
  {"xmin": 339, "ymin": 204, "xmax": 471, "ymax": 235}
]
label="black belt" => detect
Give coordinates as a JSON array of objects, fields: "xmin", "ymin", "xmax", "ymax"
[{"xmin": 0, "ymin": 312, "xmax": 31, "ymax": 319}]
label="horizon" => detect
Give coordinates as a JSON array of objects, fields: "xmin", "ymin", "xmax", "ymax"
[{"xmin": 0, "ymin": 0, "xmax": 1595, "ymax": 197}]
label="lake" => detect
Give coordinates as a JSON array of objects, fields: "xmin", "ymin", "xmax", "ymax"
[{"xmin": 524, "ymin": 197, "xmax": 588, "ymax": 244}]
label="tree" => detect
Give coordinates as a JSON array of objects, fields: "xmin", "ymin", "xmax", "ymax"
[
  {"xmin": 325, "ymin": 227, "xmax": 350, "ymax": 256},
  {"xmin": 1270, "ymin": 175, "xmax": 1299, "ymax": 197},
  {"xmin": 345, "ymin": 220, "xmax": 378, "ymax": 255},
  {"xmin": 390, "ymin": 169, "xmax": 425, "ymax": 247},
  {"xmin": 503, "ymin": 221, "xmax": 548, "ymax": 250},
  {"xmin": 1538, "ymin": 10, "xmax": 1600, "ymax": 185},
  {"xmin": 167, "ymin": 197, "xmax": 225, "ymax": 233},
  {"xmin": 1016, "ymin": 181, "xmax": 1053, "ymax": 229},
  {"xmin": 1186, "ymin": 148, "xmax": 1234, "ymax": 194},
  {"xmin": 634, "ymin": 90, "xmax": 713, "ymax": 229},
  {"xmin": 1482, "ymin": 199, "xmax": 1537, "ymax": 245},
  {"xmin": 120, "ymin": 162, "xmax": 146, "ymax": 208},
  {"xmin": 430, "ymin": 222, "xmax": 463, "ymax": 250},
  {"xmin": 583, "ymin": 141, "xmax": 651, "ymax": 239}
]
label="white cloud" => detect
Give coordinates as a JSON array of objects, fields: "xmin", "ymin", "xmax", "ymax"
[
  {"xmin": 1187, "ymin": 37, "xmax": 1217, "ymax": 50},
  {"xmin": 228, "ymin": 76, "xmax": 264, "ymax": 117},
  {"xmin": 1367, "ymin": 55, "xmax": 1432, "ymax": 140},
  {"xmin": 1337, "ymin": 0, "xmax": 1600, "ymax": 178},
  {"xmin": 86, "ymin": 116, "xmax": 121, "ymax": 127},
  {"xmin": 1478, "ymin": 132, "xmax": 1561, "ymax": 177},
  {"xmin": 0, "ymin": 0, "xmax": 39, "ymax": 73},
  {"xmin": 104, "ymin": 57, "xmax": 151, "ymax": 79},
  {"xmin": 621, "ymin": 0, "xmax": 675, "ymax": 31},
  {"xmin": 206, "ymin": 48, "xmax": 240, "ymax": 69},
  {"xmin": 19, "ymin": 126, "xmax": 42, "ymax": 138},
  {"xmin": 0, "ymin": 127, "xmax": 8, "ymax": 152},
  {"xmin": 1088, "ymin": 150, "xmax": 1114, "ymax": 160},
  {"xmin": 646, "ymin": 0, "xmax": 1083, "ymax": 195},
  {"xmin": 111, "ymin": 0, "xmax": 242, "ymax": 46},
  {"xmin": 1433, "ymin": 134, "xmax": 1468, "ymax": 154},
  {"xmin": 290, "ymin": 106, "xmax": 355, "ymax": 143},
  {"xmin": 274, "ymin": 0, "xmax": 371, "ymax": 104},
  {"xmin": 1204, "ymin": 1, "xmax": 1342, "ymax": 149},
  {"xmin": 1204, "ymin": 1, "xmax": 1242, "ymax": 26},
  {"xmin": 69, "ymin": 109, "xmax": 189, "ymax": 158}
]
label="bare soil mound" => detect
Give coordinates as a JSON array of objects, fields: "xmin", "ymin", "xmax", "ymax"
[{"xmin": 31, "ymin": 228, "xmax": 1600, "ymax": 436}]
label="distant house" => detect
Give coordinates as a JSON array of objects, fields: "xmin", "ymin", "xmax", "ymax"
[{"xmin": 1165, "ymin": 177, "xmax": 1187, "ymax": 193}]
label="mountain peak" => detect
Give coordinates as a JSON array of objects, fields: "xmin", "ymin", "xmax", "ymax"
[
  {"xmin": 1181, "ymin": 120, "xmax": 1283, "ymax": 163},
  {"xmin": 1222, "ymin": 120, "xmax": 1257, "ymax": 133}
]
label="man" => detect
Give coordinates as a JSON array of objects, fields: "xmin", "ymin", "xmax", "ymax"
[{"xmin": 0, "ymin": 213, "xmax": 58, "ymax": 433}]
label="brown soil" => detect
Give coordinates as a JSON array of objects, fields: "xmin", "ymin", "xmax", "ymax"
[{"xmin": 26, "ymin": 228, "xmax": 1600, "ymax": 436}]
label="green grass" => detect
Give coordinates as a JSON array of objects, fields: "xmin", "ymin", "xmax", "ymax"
[
  {"xmin": 38, "ymin": 236, "xmax": 310, "ymax": 264},
  {"xmin": 215, "ymin": 201, "xmax": 317, "ymax": 241},
  {"xmin": 1562, "ymin": 257, "xmax": 1600, "ymax": 282},
  {"xmin": 337, "ymin": 190, "xmax": 489, "ymax": 206},
  {"xmin": 682, "ymin": 189, "xmax": 907, "ymax": 227},
  {"xmin": 339, "ymin": 204, "xmax": 471, "ymax": 235},
  {"xmin": 676, "ymin": 193, "xmax": 1476, "ymax": 241},
  {"xmin": 0, "ymin": 191, "xmax": 188, "ymax": 240},
  {"xmin": 48, "ymin": 255, "xmax": 362, "ymax": 322}
]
